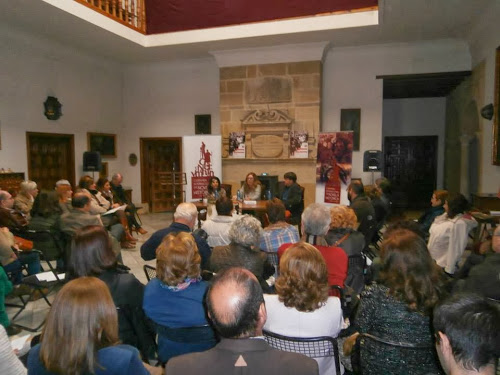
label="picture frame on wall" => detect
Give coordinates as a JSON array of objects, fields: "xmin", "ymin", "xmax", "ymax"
[
  {"xmin": 88, "ymin": 132, "xmax": 116, "ymax": 158},
  {"xmin": 340, "ymin": 108, "xmax": 361, "ymax": 151},
  {"xmin": 195, "ymin": 114, "xmax": 211, "ymax": 135},
  {"xmin": 493, "ymin": 47, "xmax": 500, "ymax": 165}
]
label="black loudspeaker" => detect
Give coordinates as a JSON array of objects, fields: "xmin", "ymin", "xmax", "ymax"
[
  {"xmin": 83, "ymin": 151, "xmax": 102, "ymax": 171},
  {"xmin": 363, "ymin": 150, "xmax": 383, "ymax": 172}
]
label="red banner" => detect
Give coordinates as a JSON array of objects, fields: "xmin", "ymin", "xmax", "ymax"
[
  {"xmin": 192, "ymin": 176, "xmax": 210, "ymax": 199},
  {"xmin": 324, "ymin": 183, "xmax": 341, "ymax": 204}
]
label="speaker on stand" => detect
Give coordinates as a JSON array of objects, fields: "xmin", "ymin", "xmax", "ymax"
[
  {"xmin": 363, "ymin": 150, "xmax": 383, "ymax": 184},
  {"xmin": 83, "ymin": 151, "xmax": 102, "ymax": 181}
]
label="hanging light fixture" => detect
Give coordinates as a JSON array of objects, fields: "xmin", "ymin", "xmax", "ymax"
[{"xmin": 43, "ymin": 96, "xmax": 62, "ymax": 120}]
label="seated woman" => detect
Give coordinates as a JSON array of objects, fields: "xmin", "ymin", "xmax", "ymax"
[
  {"xmin": 344, "ymin": 229, "xmax": 446, "ymax": 375},
  {"xmin": 78, "ymin": 175, "xmax": 135, "ymax": 247},
  {"xmin": 325, "ymin": 205, "xmax": 366, "ymax": 294},
  {"xmin": 209, "ymin": 215, "xmax": 274, "ymax": 292},
  {"xmin": 238, "ymin": 172, "xmax": 262, "ymax": 200},
  {"xmin": 418, "ymin": 190, "xmax": 448, "ymax": 234},
  {"xmin": 203, "ymin": 177, "xmax": 226, "ymax": 203},
  {"xmin": 14, "ymin": 180, "xmax": 38, "ymax": 221},
  {"xmin": 143, "ymin": 232, "xmax": 216, "ymax": 364},
  {"xmin": 264, "ymin": 242, "xmax": 344, "ymax": 375},
  {"xmin": 428, "ymin": 193, "xmax": 477, "ymax": 275},
  {"xmin": 68, "ymin": 225, "xmax": 154, "ymax": 360},
  {"xmin": 54, "ymin": 180, "xmax": 73, "ymax": 214},
  {"xmin": 27, "ymin": 277, "xmax": 155, "ymax": 375},
  {"xmin": 28, "ymin": 190, "xmax": 64, "ymax": 266}
]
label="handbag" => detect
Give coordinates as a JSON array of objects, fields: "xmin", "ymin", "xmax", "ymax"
[{"xmin": 14, "ymin": 236, "xmax": 34, "ymax": 251}]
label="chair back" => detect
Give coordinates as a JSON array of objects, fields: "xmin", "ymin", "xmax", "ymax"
[
  {"xmin": 220, "ymin": 184, "xmax": 232, "ymax": 198},
  {"xmin": 263, "ymin": 330, "xmax": 341, "ymax": 374},
  {"xmin": 263, "ymin": 251, "xmax": 279, "ymax": 277},
  {"xmin": 143, "ymin": 264, "xmax": 157, "ymax": 281},
  {"xmin": 352, "ymin": 333, "xmax": 436, "ymax": 375}
]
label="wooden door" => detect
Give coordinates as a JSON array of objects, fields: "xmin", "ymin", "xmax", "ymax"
[
  {"xmin": 384, "ymin": 136, "xmax": 438, "ymax": 210},
  {"xmin": 26, "ymin": 132, "xmax": 75, "ymax": 190},
  {"xmin": 140, "ymin": 138, "xmax": 183, "ymax": 212}
]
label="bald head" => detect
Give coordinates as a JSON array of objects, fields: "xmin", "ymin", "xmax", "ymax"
[
  {"xmin": 0, "ymin": 190, "xmax": 14, "ymax": 209},
  {"xmin": 206, "ymin": 268, "xmax": 265, "ymax": 339}
]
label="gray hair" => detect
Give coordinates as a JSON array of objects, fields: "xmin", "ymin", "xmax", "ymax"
[
  {"xmin": 229, "ymin": 215, "xmax": 263, "ymax": 248},
  {"xmin": 20, "ymin": 180, "xmax": 37, "ymax": 192},
  {"xmin": 55, "ymin": 179, "xmax": 71, "ymax": 187},
  {"xmin": 174, "ymin": 202, "xmax": 198, "ymax": 221},
  {"xmin": 301, "ymin": 203, "xmax": 331, "ymax": 236},
  {"xmin": 111, "ymin": 173, "xmax": 121, "ymax": 180},
  {"xmin": 0, "ymin": 190, "xmax": 10, "ymax": 201}
]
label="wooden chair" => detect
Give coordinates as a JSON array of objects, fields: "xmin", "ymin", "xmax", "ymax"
[
  {"xmin": 143, "ymin": 264, "xmax": 157, "ymax": 281},
  {"xmin": 263, "ymin": 330, "xmax": 341, "ymax": 375},
  {"xmin": 352, "ymin": 333, "xmax": 436, "ymax": 375},
  {"xmin": 220, "ymin": 183, "xmax": 232, "ymax": 198}
]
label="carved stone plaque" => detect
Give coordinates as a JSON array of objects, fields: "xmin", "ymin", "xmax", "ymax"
[
  {"xmin": 252, "ymin": 135, "xmax": 283, "ymax": 158},
  {"xmin": 245, "ymin": 77, "xmax": 292, "ymax": 104}
]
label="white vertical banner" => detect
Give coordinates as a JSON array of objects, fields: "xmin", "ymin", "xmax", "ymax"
[{"xmin": 183, "ymin": 136, "xmax": 222, "ymax": 202}]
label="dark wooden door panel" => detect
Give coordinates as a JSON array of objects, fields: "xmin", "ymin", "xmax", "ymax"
[
  {"xmin": 27, "ymin": 132, "xmax": 75, "ymax": 190},
  {"xmin": 384, "ymin": 136, "xmax": 438, "ymax": 210}
]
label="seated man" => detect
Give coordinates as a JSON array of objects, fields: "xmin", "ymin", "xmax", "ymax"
[
  {"xmin": 166, "ymin": 267, "xmax": 319, "ymax": 375},
  {"xmin": 110, "ymin": 173, "xmax": 147, "ymax": 235},
  {"xmin": 141, "ymin": 202, "xmax": 211, "ymax": 269},
  {"xmin": 260, "ymin": 198, "xmax": 299, "ymax": 252},
  {"xmin": 0, "ymin": 190, "xmax": 28, "ymax": 231},
  {"xmin": 201, "ymin": 197, "xmax": 235, "ymax": 247},
  {"xmin": 433, "ymin": 294, "xmax": 499, "ymax": 375},
  {"xmin": 278, "ymin": 172, "xmax": 303, "ymax": 225}
]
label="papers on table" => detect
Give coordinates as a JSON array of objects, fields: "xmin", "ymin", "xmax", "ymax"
[
  {"xmin": 243, "ymin": 200, "xmax": 257, "ymax": 205},
  {"xmin": 102, "ymin": 204, "xmax": 127, "ymax": 215},
  {"xmin": 36, "ymin": 271, "xmax": 65, "ymax": 282},
  {"xmin": 490, "ymin": 210, "xmax": 500, "ymax": 216},
  {"xmin": 10, "ymin": 335, "xmax": 31, "ymax": 351}
]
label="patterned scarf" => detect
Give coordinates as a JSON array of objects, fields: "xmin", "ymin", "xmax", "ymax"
[{"xmin": 160, "ymin": 276, "xmax": 202, "ymax": 292}]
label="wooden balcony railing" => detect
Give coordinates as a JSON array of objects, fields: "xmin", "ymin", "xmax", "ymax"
[{"xmin": 75, "ymin": 0, "xmax": 146, "ymax": 33}]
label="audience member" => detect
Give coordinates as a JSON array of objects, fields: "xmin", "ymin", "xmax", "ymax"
[
  {"xmin": 278, "ymin": 172, "xmax": 303, "ymax": 225},
  {"xmin": 13, "ymin": 180, "xmax": 38, "ymax": 221},
  {"xmin": 428, "ymin": 193, "xmax": 477, "ymax": 275},
  {"xmin": 203, "ymin": 176, "xmax": 226, "ymax": 202},
  {"xmin": 54, "ymin": 179, "xmax": 72, "ymax": 214},
  {"xmin": 238, "ymin": 172, "xmax": 262, "ymax": 200},
  {"xmin": 418, "ymin": 190, "xmax": 448, "ymax": 234},
  {"xmin": 0, "ymin": 324, "xmax": 26, "ymax": 374},
  {"xmin": 433, "ymin": 294, "xmax": 499, "ymax": 375},
  {"xmin": 279, "ymin": 203, "xmax": 348, "ymax": 289},
  {"xmin": 201, "ymin": 196, "xmax": 235, "ymax": 247},
  {"xmin": 344, "ymin": 229, "xmax": 446, "ymax": 374},
  {"xmin": 68, "ymin": 225, "xmax": 154, "ymax": 359},
  {"xmin": 325, "ymin": 205, "xmax": 365, "ymax": 294},
  {"xmin": 0, "ymin": 266, "xmax": 22, "ymax": 336},
  {"xmin": 28, "ymin": 191, "xmax": 64, "ymax": 263},
  {"xmin": 264, "ymin": 243, "xmax": 344, "ymax": 374},
  {"xmin": 27, "ymin": 277, "xmax": 155, "ymax": 375},
  {"xmin": 141, "ymin": 202, "xmax": 211, "ymax": 269},
  {"xmin": 454, "ymin": 225, "xmax": 500, "ymax": 300},
  {"xmin": 166, "ymin": 267, "xmax": 319, "ymax": 375},
  {"xmin": 259, "ymin": 198, "xmax": 299, "ymax": 252},
  {"xmin": 0, "ymin": 190, "xmax": 28, "ymax": 231},
  {"xmin": 209, "ymin": 215, "xmax": 274, "ymax": 292},
  {"xmin": 365, "ymin": 185, "xmax": 388, "ymax": 228},
  {"xmin": 110, "ymin": 173, "xmax": 147, "ymax": 235},
  {"xmin": 143, "ymin": 232, "xmax": 216, "ymax": 363},
  {"xmin": 374, "ymin": 177, "xmax": 392, "ymax": 215},
  {"xmin": 347, "ymin": 180, "xmax": 376, "ymax": 244}
]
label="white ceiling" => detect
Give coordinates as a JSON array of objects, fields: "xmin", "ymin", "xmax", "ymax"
[{"xmin": 0, "ymin": 0, "xmax": 495, "ymax": 64}]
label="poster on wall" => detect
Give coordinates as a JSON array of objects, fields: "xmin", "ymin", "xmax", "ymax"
[
  {"xmin": 228, "ymin": 132, "xmax": 245, "ymax": 158},
  {"xmin": 183, "ymin": 136, "xmax": 222, "ymax": 201},
  {"xmin": 289, "ymin": 131, "xmax": 308, "ymax": 158},
  {"xmin": 315, "ymin": 132, "xmax": 353, "ymax": 205}
]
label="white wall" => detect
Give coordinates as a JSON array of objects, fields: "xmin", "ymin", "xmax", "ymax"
[
  {"xmin": 0, "ymin": 25, "xmax": 123, "ymax": 186},
  {"xmin": 121, "ymin": 59, "xmax": 220, "ymax": 202},
  {"xmin": 467, "ymin": 1, "xmax": 500, "ymax": 193},
  {"xmin": 322, "ymin": 39, "xmax": 470, "ymax": 185},
  {"xmin": 382, "ymin": 98, "xmax": 447, "ymax": 188}
]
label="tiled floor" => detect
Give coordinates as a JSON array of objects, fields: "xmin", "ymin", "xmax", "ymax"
[{"xmin": 6, "ymin": 212, "xmax": 174, "ymax": 335}]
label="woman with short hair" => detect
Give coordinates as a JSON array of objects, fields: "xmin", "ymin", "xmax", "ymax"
[
  {"xmin": 238, "ymin": 172, "xmax": 262, "ymax": 200},
  {"xmin": 143, "ymin": 232, "xmax": 216, "ymax": 363},
  {"xmin": 14, "ymin": 180, "xmax": 38, "ymax": 220},
  {"xmin": 27, "ymin": 277, "xmax": 152, "ymax": 375},
  {"xmin": 344, "ymin": 229, "xmax": 447, "ymax": 374},
  {"xmin": 264, "ymin": 242, "xmax": 344, "ymax": 374}
]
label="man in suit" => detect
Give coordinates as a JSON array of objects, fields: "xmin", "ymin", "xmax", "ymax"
[
  {"xmin": 166, "ymin": 267, "xmax": 318, "ymax": 375},
  {"xmin": 433, "ymin": 294, "xmax": 499, "ymax": 375},
  {"xmin": 278, "ymin": 172, "xmax": 303, "ymax": 225},
  {"xmin": 110, "ymin": 173, "xmax": 147, "ymax": 235}
]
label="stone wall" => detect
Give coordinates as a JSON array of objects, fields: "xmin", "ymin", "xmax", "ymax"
[{"xmin": 219, "ymin": 61, "xmax": 322, "ymax": 206}]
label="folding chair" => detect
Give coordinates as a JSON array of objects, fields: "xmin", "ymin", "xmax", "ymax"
[
  {"xmin": 143, "ymin": 264, "xmax": 157, "ymax": 282},
  {"xmin": 263, "ymin": 330, "xmax": 341, "ymax": 375}
]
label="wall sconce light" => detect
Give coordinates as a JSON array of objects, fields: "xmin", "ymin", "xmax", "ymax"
[
  {"xmin": 480, "ymin": 103, "xmax": 494, "ymax": 121},
  {"xmin": 43, "ymin": 96, "xmax": 62, "ymax": 120}
]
